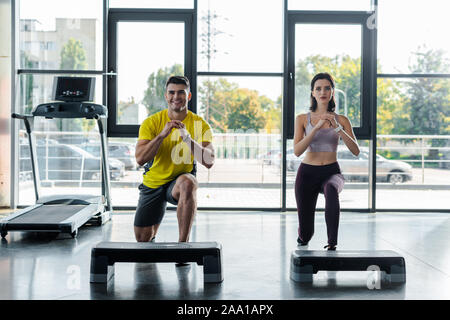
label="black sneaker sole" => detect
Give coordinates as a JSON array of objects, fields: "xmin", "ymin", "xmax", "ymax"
[
  {"xmin": 175, "ymin": 262, "xmax": 190, "ymax": 267},
  {"xmin": 297, "ymin": 237, "xmax": 308, "ymax": 246}
]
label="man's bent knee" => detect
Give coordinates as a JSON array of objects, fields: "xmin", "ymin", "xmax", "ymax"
[
  {"xmin": 178, "ymin": 174, "xmax": 198, "ymax": 193},
  {"xmin": 134, "ymin": 226, "xmax": 155, "ymax": 242}
]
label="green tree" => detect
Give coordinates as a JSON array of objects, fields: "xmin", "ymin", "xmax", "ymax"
[
  {"xmin": 295, "ymin": 54, "xmax": 362, "ymax": 126},
  {"xmin": 142, "ymin": 64, "xmax": 184, "ymax": 116},
  {"xmin": 60, "ymin": 38, "xmax": 87, "ymax": 70},
  {"xmin": 224, "ymin": 88, "xmax": 266, "ymax": 131},
  {"xmin": 199, "ymin": 78, "xmax": 269, "ymax": 132},
  {"xmin": 259, "ymin": 94, "xmax": 281, "ymax": 133},
  {"xmin": 406, "ymin": 47, "xmax": 450, "ymax": 136},
  {"xmin": 198, "ymin": 78, "xmax": 237, "ymax": 132},
  {"xmin": 404, "ymin": 46, "xmax": 450, "ymax": 161},
  {"xmin": 20, "ymin": 52, "xmax": 35, "ymax": 114},
  {"xmin": 377, "ymin": 78, "xmax": 409, "ymax": 135}
]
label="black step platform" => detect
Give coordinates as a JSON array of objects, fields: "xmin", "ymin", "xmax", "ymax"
[
  {"xmin": 290, "ymin": 250, "xmax": 406, "ymax": 283},
  {"xmin": 90, "ymin": 241, "xmax": 223, "ymax": 284}
]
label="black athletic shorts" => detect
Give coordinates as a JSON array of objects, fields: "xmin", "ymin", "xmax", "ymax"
[{"xmin": 134, "ymin": 179, "xmax": 179, "ymax": 227}]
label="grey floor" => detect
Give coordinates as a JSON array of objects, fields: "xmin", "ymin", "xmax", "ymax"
[{"xmin": 0, "ymin": 210, "xmax": 449, "ymax": 300}]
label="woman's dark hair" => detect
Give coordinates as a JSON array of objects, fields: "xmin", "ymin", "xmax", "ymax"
[
  {"xmin": 310, "ymin": 72, "xmax": 336, "ymax": 112},
  {"xmin": 165, "ymin": 75, "xmax": 190, "ymax": 91}
]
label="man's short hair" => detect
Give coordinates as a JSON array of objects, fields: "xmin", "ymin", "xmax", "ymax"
[{"xmin": 165, "ymin": 76, "xmax": 190, "ymax": 91}]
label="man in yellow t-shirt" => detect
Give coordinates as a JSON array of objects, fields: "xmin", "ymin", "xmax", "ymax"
[{"xmin": 134, "ymin": 76, "xmax": 214, "ymax": 247}]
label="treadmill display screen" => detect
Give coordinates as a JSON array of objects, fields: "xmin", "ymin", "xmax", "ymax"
[{"xmin": 52, "ymin": 77, "xmax": 95, "ymax": 102}]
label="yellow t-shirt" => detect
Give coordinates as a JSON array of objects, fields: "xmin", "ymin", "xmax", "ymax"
[{"xmin": 138, "ymin": 109, "xmax": 213, "ymax": 189}]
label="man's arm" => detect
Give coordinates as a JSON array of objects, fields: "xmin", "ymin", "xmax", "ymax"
[
  {"xmin": 186, "ymin": 139, "xmax": 215, "ymax": 169},
  {"xmin": 178, "ymin": 125, "xmax": 215, "ymax": 169},
  {"xmin": 135, "ymin": 137, "xmax": 164, "ymax": 167},
  {"xmin": 135, "ymin": 120, "xmax": 182, "ymax": 166}
]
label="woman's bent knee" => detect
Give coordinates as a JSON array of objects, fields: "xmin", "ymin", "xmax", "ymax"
[{"xmin": 323, "ymin": 182, "xmax": 340, "ymax": 196}]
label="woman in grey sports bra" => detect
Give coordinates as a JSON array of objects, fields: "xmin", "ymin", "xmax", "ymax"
[{"xmin": 293, "ymin": 73, "xmax": 360, "ymax": 250}]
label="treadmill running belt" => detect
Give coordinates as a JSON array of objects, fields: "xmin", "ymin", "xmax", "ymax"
[{"xmin": 10, "ymin": 205, "xmax": 88, "ymax": 224}]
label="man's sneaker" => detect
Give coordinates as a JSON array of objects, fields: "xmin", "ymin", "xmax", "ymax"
[
  {"xmin": 297, "ymin": 237, "xmax": 308, "ymax": 246},
  {"xmin": 175, "ymin": 262, "xmax": 190, "ymax": 267}
]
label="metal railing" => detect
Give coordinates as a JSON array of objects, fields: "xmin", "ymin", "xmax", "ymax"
[
  {"xmin": 18, "ymin": 130, "xmax": 450, "ymax": 185},
  {"xmin": 377, "ymin": 134, "xmax": 450, "ymax": 183}
]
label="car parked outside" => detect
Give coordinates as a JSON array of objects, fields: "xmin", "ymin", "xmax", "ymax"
[
  {"xmin": 19, "ymin": 143, "xmax": 125, "ymax": 181},
  {"xmin": 80, "ymin": 142, "xmax": 137, "ymax": 170},
  {"xmin": 276, "ymin": 146, "xmax": 413, "ymax": 184},
  {"xmin": 257, "ymin": 148, "xmax": 282, "ymax": 165}
]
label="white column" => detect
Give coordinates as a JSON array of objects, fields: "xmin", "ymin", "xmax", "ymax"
[{"xmin": 0, "ymin": 0, "xmax": 12, "ymax": 207}]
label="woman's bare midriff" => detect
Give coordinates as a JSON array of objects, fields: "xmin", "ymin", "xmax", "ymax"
[{"xmin": 302, "ymin": 151, "xmax": 337, "ymax": 166}]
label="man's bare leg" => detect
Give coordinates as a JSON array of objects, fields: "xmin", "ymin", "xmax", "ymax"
[
  {"xmin": 134, "ymin": 224, "xmax": 160, "ymax": 242},
  {"xmin": 171, "ymin": 174, "xmax": 198, "ymax": 242}
]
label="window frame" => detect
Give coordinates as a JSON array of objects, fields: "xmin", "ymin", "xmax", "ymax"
[
  {"xmin": 285, "ymin": 11, "xmax": 377, "ymax": 140},
  {"xmin": 106, "ymin": 8, "xmax": 197, "ymax": 137}
]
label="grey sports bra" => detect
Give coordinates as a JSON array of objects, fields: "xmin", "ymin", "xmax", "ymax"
[{"xmin": 305, "ymin": 112, "xmax": 340, "ymax": 152}]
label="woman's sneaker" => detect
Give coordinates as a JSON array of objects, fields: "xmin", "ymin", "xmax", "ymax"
[{"xmin": 297, "ymin": 237, "xmax": 308, "ymax": 246}]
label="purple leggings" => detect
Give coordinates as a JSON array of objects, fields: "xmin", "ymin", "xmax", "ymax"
[{"xmin": 294, "ymin": 162, "xmax": 344, "ymax": 247}]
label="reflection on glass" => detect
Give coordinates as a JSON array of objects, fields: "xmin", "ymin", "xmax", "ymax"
[
  {"xmin": 295, "ymin": 24, "xmax": 362, "ymax": 127},
  {"xmin": 19, "ymin": 0, "xmax": 102, "ymax": 70},
  {"xmin": 116, "ymin": 22, "xmax": 184, "ymax": 124}
]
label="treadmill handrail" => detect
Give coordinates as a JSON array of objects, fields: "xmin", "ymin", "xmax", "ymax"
[
  {"xmin": 12, "ymin": 113, "xmax": 41, "ymax": 201},
  {"xmin": 11, "ymin": 113, "xmax": 33, "ymax": 120}
]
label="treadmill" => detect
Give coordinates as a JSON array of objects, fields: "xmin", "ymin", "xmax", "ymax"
[{"xmin": 1, "ymin": 76, "xmax": 112, "ymax": 239}]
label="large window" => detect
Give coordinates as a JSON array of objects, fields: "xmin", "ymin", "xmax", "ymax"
[
  {"xmin": 195, "ymin": 0, "xmax": 284, "ymax": 208},
  {"xmin": 377, "ymin": 0, "xmax": 450, "ymax": 75},
  {"xmin": 376, "ymin": 78, "xmax": 450, "ymax": 210},
  {"xmin": 13, "ymin": 0, "xmax": 449, "ymax": 212},
  {"xmin": 376, "ymin": 0, "xmax": 450, "ymax": 211},
  {"xmin": 195, "ymin": 76, "xmax": 283, "ymax": 208},
  {"xmin": 19, "ymin": 0, "xmax": 103, "ymax": 71},
  {"xmin": 197, "ymin": 0, "xmax": 283, "ymax": 73},
  {"xmin": 16, "ymin": 0, "xmax": 105, "ymax": 206}
]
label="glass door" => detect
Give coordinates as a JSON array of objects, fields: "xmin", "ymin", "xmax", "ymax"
[
  {"xmin": 285, "ymin": 12, "xmax": 376, "ymax": 210},
  {"xmin": 106, "ymin": 9, "xmax": 195, "ymax": 207},
  {"xmin": 107, "ymin": 10, "xmax": 195, "ymax": 137}
]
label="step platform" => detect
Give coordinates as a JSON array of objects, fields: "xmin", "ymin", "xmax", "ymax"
[
  {"xmin": 290, "ymin": 250, "xmax": 406, "ymax": 283},
  {"xmin": 90, "ymin": 241, "xmax": 223, "ymax": 284}
]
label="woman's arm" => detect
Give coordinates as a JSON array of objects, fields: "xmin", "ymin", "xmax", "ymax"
[
  {"xmin": 293, "ymin": 114, "xmax": 325, "ymax": 157},
  {"xmin": 336, "ymin": 115, "xmax": 360, "ymax": 156}
]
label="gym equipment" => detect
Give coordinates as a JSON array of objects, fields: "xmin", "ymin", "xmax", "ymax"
[
  {"xmin": 290, "ymin": 250, "xmax": 406, "ymax": 283},
  {"xmin": 90, "ymin": 241, "xmax": 223, "ymax": 284},
  {"xmin": 1, "ymin": 77, "xmax": 112, "ymax": 239}
]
